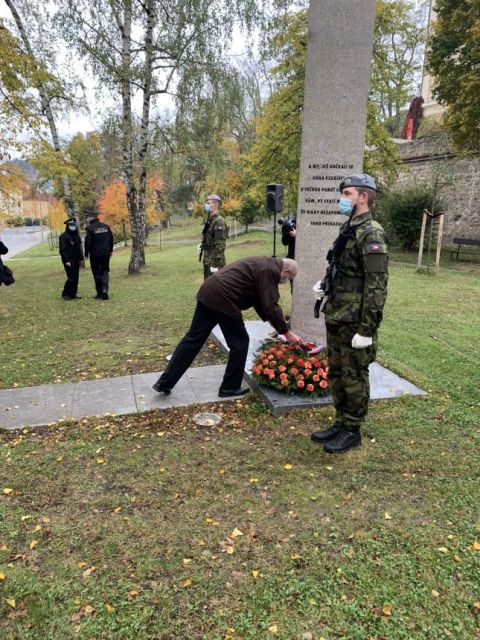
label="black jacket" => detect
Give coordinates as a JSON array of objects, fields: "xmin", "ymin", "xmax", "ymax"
[
  {"xmin": 59, "ymin": 231, "xmax": 84, "ymax": 263},
  {"xmin": 0, "ymin": 239, "xmax": 8, "ymax": 270},
  {"xmin": 84, "ymin": 220, "xmax": 114, "ymax": 258}
]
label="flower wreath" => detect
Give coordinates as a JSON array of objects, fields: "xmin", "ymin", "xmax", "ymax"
[{"xmin": 252, "ymin": 341, "xmax": 330, "ymax": 397}]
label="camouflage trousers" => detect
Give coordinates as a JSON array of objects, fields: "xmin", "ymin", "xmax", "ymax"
[{"xmin": 326, "ymin": 323, "xmax": 378, "ymax": 429}]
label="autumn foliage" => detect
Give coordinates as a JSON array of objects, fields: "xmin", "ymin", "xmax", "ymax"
[{"xmin": 98, "ymin": 176, "xmax": 165, "ymax": 235}]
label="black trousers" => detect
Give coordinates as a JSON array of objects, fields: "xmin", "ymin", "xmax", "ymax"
[
  {"xmin": 158, "ymin": 301, "xmax": 249, "ymax": 391},
  {"xmin": 62, "ymin": 260, "xmax": 80, "ymax": 298},
  {"xmin": 89, "ymin": 255, "xmax": 110, "ymax": 294}
]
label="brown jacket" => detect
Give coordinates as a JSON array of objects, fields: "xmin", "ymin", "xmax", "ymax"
[{"xmin": 197, "ymin": 256, "xmax": 288, "ymax": 334}]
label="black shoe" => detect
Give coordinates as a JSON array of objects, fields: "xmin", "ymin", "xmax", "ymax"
[
  {"xmin": 324, "ymin": 428, "xmax": 361, "ymax": 454},
  {"xmin": 102, "ymin": 292, "xmax": 109, "ymax": 300},
  {"xmin": 218, "ymin": 387, "xmax": 250, "ymax": 398},
  {"xmin": 311, "ymin": 422, "xmax": 343, "ymax": 444},
  {"xmin": 62, "ymin": 295, "xmax": 72, "ymax": 300},
  {"xmin": 152, "ymin": 381, "xmax": 171, "ymax": 395}
]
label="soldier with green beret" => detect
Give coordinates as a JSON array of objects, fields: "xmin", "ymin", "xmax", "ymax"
[
  {"xmin": 199, "ymin": 194, "xmax": 227, "ymax": 280},
  {"xmin": 311, "ymin": 173, "xmax": 388, "ymax": 453}
]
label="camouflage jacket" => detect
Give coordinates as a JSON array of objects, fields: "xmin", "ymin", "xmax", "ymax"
[
  {"xmin": 202, "ymin": 213, "xmax": 227, "ymax": 268},
  {"xmin": 324, "ymin": 212, "xmax": 388, "ymax": 336}
]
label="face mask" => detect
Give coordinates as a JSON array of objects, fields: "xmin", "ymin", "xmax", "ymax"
[
  {"xmin": 339, "ymin": 197, "xmax": 353, "ymax": 216},
  {"xmin": 204, "ymin": 203, "xmax": 212, "ymax": 213},
  {"xmin": 67, "ymin": 224, "xmax": 77, "ymax": 232}
]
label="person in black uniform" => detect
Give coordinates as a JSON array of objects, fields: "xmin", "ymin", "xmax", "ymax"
[
  {"xmin": 84, "ymin": 208, "xmax": 114, "ymax": 300},
  {"xmin": 59, "ymin": 218, "xmax": 84, "ymax": 300}
]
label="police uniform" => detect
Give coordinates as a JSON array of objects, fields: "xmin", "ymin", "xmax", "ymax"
[
  {"xmin": 202, "ymin": 212, "xmax": 227, "ymax": 280},
  {"xmin": 59, "ymin": 219, "xmax": 84, "ymax": 299},
  {"xmin": 84, "ymin": 211, "xmax": 114, "ymax": 299},
  {"xmin": 312, "ymin": 173, "xmax": 388, "ymax": 453}
]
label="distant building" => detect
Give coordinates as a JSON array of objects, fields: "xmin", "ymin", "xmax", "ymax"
[{"xmin": 421, "ymin": 0, "xmax": 445, "ymax": 119}]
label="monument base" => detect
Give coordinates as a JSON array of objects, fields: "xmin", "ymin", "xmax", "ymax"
[{"xmin": 211, "ymin": 321, "xmax": 426, "ymax": 417}]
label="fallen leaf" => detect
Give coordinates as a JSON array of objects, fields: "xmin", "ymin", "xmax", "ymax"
[
  {"xmin": 302, "ymin": 633, "xmax": 313, "ymax": 640},
  {"xmin": 128, "ymin": 590, "xmax": 138, "ymax": 597},
  {"xmin": 0, "ymin": 572, "xmax": 5, "ymax": 580},
  {"xmin": 473, "ymin": 541, "xmax": 480, "ymax": 551},
  {"xmin": 0, "ymin": 544, "xmax": 7, "ymax": 551},
  {"xmin": 182, "ymin": 579, "xmax": 192, "ymax": 588},
  {"xmin": 249, "ymin": 478, "xmax": 259, "ymax": 483},
  {"xmin": 183, "ymin": 558, "xmax": 192, "ymax": 565},
  {"xmin": 77, "ymin": 561, "xmax": 87, "ymax": 568},
  {"xmin": 105, "ymin": 603, "xmax": 114, "ymax": 613},
  {"xmin": 473, "ymin": 602, "xmax": 480, "ymax": 610},
  {"xmin": 230, "ymin": 527, "xmax": 243, "ymax": 539},
  {"xmin": 197, "ymin": 539, "xmax": 207, "ymax": 546},
  {"xmin": 340, "ymin": 594, "xmax": 348, "ymax": 601},
  {"xmin": 437, "ymin": 547, "xmax": 449, "ymax": 553},
  {"xmin": 96, "ymin": 458, "xmax": 105, "ymax": 465},
  {"xmin": 84, "ymin": 605, "xmax": 95, "ymax": 614},
  {"xmin": 382, "ymin": 604, "xmax": 392, "ymax": 616},
  {"xmin": 32, "ymin": 525, "xmax": 42, "ymax": 533},
  {"xmin": 29, "ymin": 540, "xmax": 38, "ymax": 550},
  {"xmin": 432, "ymin": 589, "xmax": 440, "ymax": 597},
  {"xmin": 252, "ymin": 570, "xmax": 260, "ymax": 578},
  {"xmin": 21, "ymin": 515, "xmax": 31, "ymax": 521},
  {"xmin": 283, "ymin": 464, "xmax": 293, "ymax": 471},
  {"xmin": 219, "ymin": 468, "xmax": 225, "ymax": 474},
  {"xmin": 83, "ymin": 566, "xmax": 96, "ymax": 577},
  {"xmin": 268, "ymin": 624, "xmax": 278, "ymax": 633},
  {"xmin": 226, "ymin": 546, "xmax": 235, "ymax": 555},
  {"xmin": 384, "ymin": 512, "xmax": 393, "ymax": 520},
  {"xmin": 325, "ymin": 466, "xmax": 333, "ymax": 471},
  {"xmin": 6, "ymin": 598, "xmax": 15, "ymax": 608}
]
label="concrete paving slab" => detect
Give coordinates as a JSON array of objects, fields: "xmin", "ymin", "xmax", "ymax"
[
  {"xmin": 71, "ymin": 375, "xmax": 136, "ymax": 420},
  {"xmin": 186, "ymin": 365, "xmax": 233, "ymax": 402},
  {"xmin": 0, "ymin": 383, "xmax": 75, "ymax": 429},
  {"xmin": 212, "ymin": 321, "xmax": 426, "ymax": 416},
  {"xmin": 132, "ymin": 371, "xmax": 199, "ymax": 410}
]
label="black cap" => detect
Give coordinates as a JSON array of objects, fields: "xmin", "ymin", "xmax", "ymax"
[{"xmin": 84, "ymin": 208, "xmax": 99, "ymax": 218}]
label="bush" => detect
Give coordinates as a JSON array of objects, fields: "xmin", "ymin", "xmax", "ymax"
[
  {"xmin": 6, "ymin": 215, "xmax": 24, "ymax": 227},
  {"xmin": 376, "ymin": 183, "xmax": 444, "ymax": 250},
  {"xmin": 23, "ymin": 216, "xmax": 34, "ymax": 226}
]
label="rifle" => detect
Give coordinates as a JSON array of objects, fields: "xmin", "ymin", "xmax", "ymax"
[
  {"xmin": 198, "ymin": 215, "xmax": 212, "ymax": 262},
  {"xmin": 314, "ymin": 222, "xmax": 356, "ymax": 318}
]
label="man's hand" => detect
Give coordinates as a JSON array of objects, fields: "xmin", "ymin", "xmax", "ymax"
[
  {"xmin": 289, "ymin": 229, "xmax": 297, "ymax": 238},
  {"xmin": 210, "ymin": 266, "xmax": 219, "ymax": 273},
  {"xmin": 351, "ymin": 333, "xmax": 372, "ymax": 349},
  {"xmin": 197, "ymin": 243, "xmax": 202, "ymax": 253},
  {"xmin": 285, "ymin": 330, "xmax": 302, "ymax": 344},
  {"xmin": 313, "ymin": 280, "xmax": 324, "ymax": 299}
]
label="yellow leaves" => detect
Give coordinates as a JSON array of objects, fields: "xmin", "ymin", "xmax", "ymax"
[
  {"xmin": 32, "ymin": 525, "xmax": 42, "ymax": 533},
  {"xmin": 0, "ymin": 572, "xmax": 6, "ymax": 580},
  {"xmin": 56, "ymin": 456, "xmax": 63, "ymax": 462},
  {"xmin": 382, "ymin": 604, "xmax": 392, "ymax": 616},
  {"xmin": 432, "ymin": 589, "xmax": 440, "ymax": 598},
  {"xmin": 77, "ymin": 561, "xmax": 87, "ymax": 568},
  {"xmin": 112, "ymin": 507, "xmax": 122, "ymax": 514},
  {"xmin": 249, "ymin": 478, "xmax": 259, "ymax": 483},
  {"xmin": 219, "ymin": 468, "xmax": 225, "ymax": 475},
  {"xmin": 104, "ymin": 603, "xmax": 115, "ymax": 613},
  {"xmin": 251, "ymin": 570, "xmax": 260, "ymax": 578},
  {"xmin": 473, "ymin": 602, "xmax": 480, "ymax": 610},
  {"xmin": 340, "ymin": 594, "xmax": 348, "ymax": 601},
  {"xmin": 182, "ymin": 558, "xmax": 192, "ymax": 566},
  {"xmin": 384, "ymin": 512, "xmax": 393, "ymax": 520},
  {"xmin": 437, "ymin": 547, "xmax": 449, "ymax": 553},
  {"xmin": 230, "ymin": 527, "xmax": 243, "ymax": 539},
  {"xmin": 181, "ymin": 579, "xmax": 192, "ymax": 588},
  {"xmin": 226, "ymin": 546, "xmax": 235, "ymax": 555},
  {"xmin": 3, "ymin": 488, "xmax": 13, "ymax": 495},
  {"xmin": 84, "ymin": 604, "xmax": 95, "ymax": 614},
  {"xmin": 96, "ymin": 458, "xmax": 105, "ymax": 465},
  {"xmin": 325, "ymin": 466, "xmax": 333, "ymax": 471},
  {"xmin": 197, "ymin": 539, "xmax": 207, "ymax": 546},
  {"xmin": 283, "ymin": 464, "xmax": 293, "ymax": 471},
  {"xmin": 29, "ymin": 540, "xmax": 38, "ymax": 550},
  {"xmin": 205, "ymin": 517, "xmax": 220, "ymax": 526},
  {"xmin": 127, "ymin": 590, "xmax": 138, "ymax": 598},
  {"xmin": 21, "ymin": 515, "xmax": 32, "ymax": 521},
  {"xmin": 0, "ymin": 544, "xmax": 8, "ymax": 552},
  {"xmin": 473, "ymin": 540, "xmax": 480, "ymax": 551},
  {"xmin": 6, "ymin": 598, "xmax": 16, "ymax": 608},
  {"xmin": 268, "ymin": 624, "xmax": 278, "ymax": 633}
]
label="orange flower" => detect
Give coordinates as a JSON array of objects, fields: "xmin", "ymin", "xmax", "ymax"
[
  {"xmin": 279, "ymin": 373, "xmax": 288, "ymax": 380},
  {"xmin": 297, "ymin": 380, "xmax": 305, "ymax": 388},
  {"xmin": 320, "ymin": 380, "xmax": 328, "ymax": 388},
  {"xmin": 306, "ymin": 384, "xmax": 314, "ymax": 392},
  {"xmin": 278, "ymin": 365, "xmax": 286, "ymax": 372},
  {"xmin": 262, "ymin": 359, "xmax": 269, "ymax": 365},
  {"xmin": 312, "ymin": 375, "xmax": 319, "ymax": 382},
  {"xmin": 281, "ymin": 379, "xmax": 289, "ymax": 386},
  {"xmin": 304, "ymin": 361, "xmax": 312, "ymax": 369},
  {"xmin": 290, "ymin": 367, "xmax": 299, "ymax": 375}
]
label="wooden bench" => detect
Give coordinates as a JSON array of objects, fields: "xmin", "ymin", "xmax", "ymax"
[{"xmin": 450, "ymin": 237, "xmax": 480, "ymax": 261}]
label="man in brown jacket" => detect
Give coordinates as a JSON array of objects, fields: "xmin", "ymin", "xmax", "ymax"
[{"xmin": 153, "ymin": 256, "xmax": 301, "ymax": 397}]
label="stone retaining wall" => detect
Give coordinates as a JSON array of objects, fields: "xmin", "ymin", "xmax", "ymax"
[{"xmin": 395, "ymin": 136, "xmax": 480, "ymax": 244}]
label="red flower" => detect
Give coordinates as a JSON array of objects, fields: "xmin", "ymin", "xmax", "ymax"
[
  {"xmin": 262, "ymin": 359, "xmax": 269, "ymax": 365},
  {"xmin": 313, "ymin": 361, "xmax": 320, "ymax": 368},
  {"xmin": 297, "ymin": 380, "xmax": 305, "ymax": 388},
  {"xmin": 290, "ymin": 367, "xmax": 299, "ymax": 375},
  {"xmin": 304, "ymin": 361, "xmax": 312, "ymax": 369},
  {"xmin": 312, "ymin": 375, "xmax": 319, "ymax": 382},
  {"xmin": 278, "ymin": 365, "xmax": 286, "ymax": 373},
  {"xmin": 279, "ymin": 373, "xmax": 288, "ymax": 380},
  {"xmin": 320, "ymin": 380, "xmax": 328, "ymax": 388},
  {"xmin": 281, "ymin": 379, "xmax": 289, "ymax": 386},
  {"xmin": 287, "ymin": 357, "xmax": 295, "ymax": 364},
  {"xmin": 297, "ymin": 358, "xmax": 304, "ymax": 366},
  {"xmin": 306, "ymin": 383, "xmax": 314, "ymax": 392}
]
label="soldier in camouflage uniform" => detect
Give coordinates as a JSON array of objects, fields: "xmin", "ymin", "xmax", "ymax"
[
  {"xmin": 311, "ymin": 174, "xmax": 388, "ymax": 453},
  {"xmin": 200, "ymin": 194, "xmax": 228, "ymax": 280}
]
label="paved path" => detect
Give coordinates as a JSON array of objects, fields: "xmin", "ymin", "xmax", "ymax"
[
  {"xmin": 0, "ymin": 365, "xmax": 239, "ymax": 430},
  {"xmin": 0, "ymin": 227, "xmax": 47, "ymax": 258}
]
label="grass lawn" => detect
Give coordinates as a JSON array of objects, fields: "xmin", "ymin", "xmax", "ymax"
[{"xmin": 1, "ymin": 234, "xmax": 479, "ymax": 639}]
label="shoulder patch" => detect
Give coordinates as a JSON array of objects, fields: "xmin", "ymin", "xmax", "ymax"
[{"xmin": 366, "ymin": 241, "xmax": 387, "ymax": 254}]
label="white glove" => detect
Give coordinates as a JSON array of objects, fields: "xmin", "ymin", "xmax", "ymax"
[
  {"xmin": 210, "ymin": 266, "xmax": 219, "ymax": 273},
  {"xmin": 312, "ymin": 280, "xmax": 325, "ymax": 300},
  {"xmin": 197, "ymin": 243, "xmax": 202, "ymax": 253},
  {"xmin": 352, "ymin": 333, "xmax": 373, "ymax": 349}
]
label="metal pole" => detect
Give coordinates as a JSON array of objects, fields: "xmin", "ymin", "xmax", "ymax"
[{"xmin": 272, "ymin": 212, "xmax": 277, "ymax": 257}]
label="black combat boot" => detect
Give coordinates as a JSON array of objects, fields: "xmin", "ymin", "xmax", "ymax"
[
  {"xmin": 323, "ymin": 427, "xmax": 361, "ymax": 453},
  {"xmin": 311, "ymin": 422, "xmax": 343, "ymax": 444}
]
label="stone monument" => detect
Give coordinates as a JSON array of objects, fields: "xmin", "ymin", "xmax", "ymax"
[{"xmin": 291, "ymin": 0, "xmax": 377, "ymax": 344}]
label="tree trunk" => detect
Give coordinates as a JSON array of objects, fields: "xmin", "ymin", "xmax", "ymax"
[
  {"xmin": 135, "ymin": 0, "xmax": 155, "ymax": 270},
  {"xmin": 5, "ymin": 0, "xmax": 75, "ymax": 217}
]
